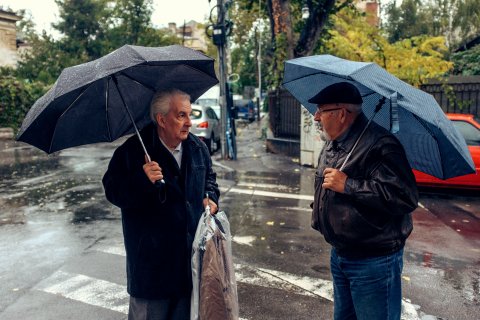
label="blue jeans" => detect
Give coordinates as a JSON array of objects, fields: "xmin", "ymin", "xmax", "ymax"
[{"xmin": 330, "ymin": 248, "xmax": 404, "ymax": 320}]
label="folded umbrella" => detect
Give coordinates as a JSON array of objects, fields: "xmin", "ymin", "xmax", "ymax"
[{"xmin": 282, "ymin": 54, "xmax": 475, "ymax": 179}]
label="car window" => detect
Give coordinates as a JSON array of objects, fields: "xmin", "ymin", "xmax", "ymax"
[
  {"xmin": 191, "ymin": 109, "xmax": 202, "ymax": 120},
  {"xmin": 452, "ymin": 120, "xmax": 480, "ymax": 146},
  {"xmin": 196, "ymin": 98, "xmax": 218, "ymax": 107},
  {"xmin": 206, "ymin": 108, "xmax": 217, "ymax": 120}
]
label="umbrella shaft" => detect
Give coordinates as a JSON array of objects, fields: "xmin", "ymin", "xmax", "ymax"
[{"xmin": 112, "ymin": 74, "xmax": 164, "ymax": 184}]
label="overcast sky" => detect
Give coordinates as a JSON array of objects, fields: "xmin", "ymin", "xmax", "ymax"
[{"xmin": 2, "ymin": 0, "xmax": 215, "ymax": 35}]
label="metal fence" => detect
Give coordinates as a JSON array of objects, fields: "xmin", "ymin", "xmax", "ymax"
[
  {"xmin": 267, "ymin": 88, "xmax": 301, "ymax": 139},
  {"xmin": 267, "ymin": 76, "xmax": 480, "ymax": 142},
  {"xmin": 420, "ymin": 76, "xmax": 480, "ymax": 117}
]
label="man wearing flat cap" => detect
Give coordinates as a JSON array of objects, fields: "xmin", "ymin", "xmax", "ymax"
[{"xmin": 310, "ymin": 82, "xmax": 418, "ymax": 320}]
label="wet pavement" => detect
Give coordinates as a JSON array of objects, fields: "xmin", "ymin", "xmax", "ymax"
[{"xmin": 0, "ymin": 120, "xmax": 479, "ymax": 320}]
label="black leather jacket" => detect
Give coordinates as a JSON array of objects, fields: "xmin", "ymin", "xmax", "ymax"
[{"xmin": 312, "ymin": 113, "xmax": 418, "ymax": 259}]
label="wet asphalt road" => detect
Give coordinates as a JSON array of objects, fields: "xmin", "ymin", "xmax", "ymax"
[{"xmin": 0, "ymin": 121, "xmax": 479, "ymax": 320}]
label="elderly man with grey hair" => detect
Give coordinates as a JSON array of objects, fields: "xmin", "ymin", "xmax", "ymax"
[
  {"xmin": 103, "ymin": 88, "xmax": 219, "ymax": 320},
  {"xmin": 310, "ymin": 82, "xmax": 418, "ymax": 320}
]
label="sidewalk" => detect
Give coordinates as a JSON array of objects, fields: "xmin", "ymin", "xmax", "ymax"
[{"xmin": 214, "ymin": 119, "xmax": 312, "ymax": 174}]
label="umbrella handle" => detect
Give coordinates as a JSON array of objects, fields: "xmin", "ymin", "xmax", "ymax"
[{"xmin": 145, "ymin": 153, "xmax": 166, "ymax": 185}]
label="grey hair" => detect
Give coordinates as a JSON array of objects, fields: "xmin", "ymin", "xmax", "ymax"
[
  {"xmin": 341, "ymin": 103, "xmax": 362, "ymax": 114},
  {"xmin": 150, "ymin": 89, "xmax": 191, "ymax": 125}
]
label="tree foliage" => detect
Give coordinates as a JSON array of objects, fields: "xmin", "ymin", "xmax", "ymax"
[
  {"xmin": 323, "ymin": 7, "xmax": 453, "ymax": 86},
  {"xmin": 383, "ymin": 0, "xmax": 480, "ymax": 49},
  {"xmin": 15, "ymin": 0, "xmax": 180, "ymax": 85},
  {"xmin": 1, "ymin": 0, "xmax": 181, "ymax": 131},
  {"xmin": 0, "ymin": 74, "xmax": 47, "ymax": 133},
  {"xmin": 232, "ymin": 0, "xmax": 349, "ymax": 89},
  {"xmin": 451, "ymin": 44, "xmax": 480, "ymax": 75}
]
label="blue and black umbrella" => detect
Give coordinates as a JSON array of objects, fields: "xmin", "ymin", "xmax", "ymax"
[
  {"xmin": 17, "ymin": 44, "xmax": 218, "ymax": 160},
  {"xmin": 282, "ymin": 54, "xmax": 475, "ymax": 179}
]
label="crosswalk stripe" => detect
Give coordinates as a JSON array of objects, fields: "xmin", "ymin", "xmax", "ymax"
[
  {"xmin": 36, "ymin": 270, "xmax": 129, "ymax": 314},
  {"xmin": 228, "ymin": 187, "xmax": 314, "ymax": 201},
  {"xmin": 35, "ymin": 243, "xmax": 423, "ymax": 319}
]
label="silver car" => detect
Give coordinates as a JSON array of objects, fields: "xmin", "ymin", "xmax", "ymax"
[{"xmin": 190, "ymin": 104, "xmax": 221, "ymax": 154}]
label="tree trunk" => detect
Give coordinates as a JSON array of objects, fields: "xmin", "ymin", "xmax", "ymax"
[
  {"xmin": 268, "ymin": 0, "xmax": 294, "ymax": 58},
  {"xmin": 294, "ymin": 0, "xmax": 337, "ymax": 57}
]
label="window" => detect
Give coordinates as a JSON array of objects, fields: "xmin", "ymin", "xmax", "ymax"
[{"xmin": 452, "ymin": 120, "xmax": 480, "ymax": 146}]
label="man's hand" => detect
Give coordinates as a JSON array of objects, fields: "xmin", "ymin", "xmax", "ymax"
[
  {"xmin": 143, "ymin": 156, "xmax": 163, "ymax": 184},
  {"xmin": 322, "ymin": 167, "xmax": 348, "ymax": 193},
  {"xmin": 203, "ymin": 198, "xmax": 218, "ymax": 214}
]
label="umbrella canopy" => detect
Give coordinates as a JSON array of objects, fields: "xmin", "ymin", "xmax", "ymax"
[
  {"xmin": 282, "ymin": 54, "xmax": 475, "ymax": 179},
  {"xmin": 17, "ymin": 44, "xmax": 218, "ymax": 154}
]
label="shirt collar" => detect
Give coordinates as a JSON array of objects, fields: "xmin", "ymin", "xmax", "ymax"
[{"xmin": 158, "ymin": 137, "xmax": 182, "ymax": 153}]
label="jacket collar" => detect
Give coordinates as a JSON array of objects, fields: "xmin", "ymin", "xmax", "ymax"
[{"xmin": 330, "ymin": 112, "xmax": 368, "ymax": 153}]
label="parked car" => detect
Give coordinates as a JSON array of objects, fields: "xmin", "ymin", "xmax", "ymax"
[
  {"xmin": 189, "ymin": 104, "xmax": 221, "ymax": 154},
  {"xmin": 233, "ymin": 99, "xmax": 255, "ymax": 122},
  {"xmin": 195, "ymin": 85, "xmax": 221, "ymax": 119},
  {"xmin": 413, "ymin": 113, "xmax": 480, "ymax": 189}
]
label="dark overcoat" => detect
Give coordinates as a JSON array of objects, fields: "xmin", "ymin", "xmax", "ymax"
[{"xmin": 103, "ymin": 123, "xmax": 219, "ymax": 299}]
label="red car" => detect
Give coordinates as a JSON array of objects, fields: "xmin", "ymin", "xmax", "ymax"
[{"xmin": 413, "ymin": 113, "xmax": 480, "ymax": 189}]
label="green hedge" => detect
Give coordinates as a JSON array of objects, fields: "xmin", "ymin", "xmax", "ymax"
[{"xmin": 0, "ymin": 75, "xmax": 47, "ymax": 133}]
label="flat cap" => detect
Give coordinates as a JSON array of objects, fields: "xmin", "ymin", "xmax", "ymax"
[{"xmin": 308, "ymin": 82, "xmax": 363, "ymax": 105}]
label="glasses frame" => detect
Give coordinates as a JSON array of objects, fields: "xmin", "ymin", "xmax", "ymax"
[{"xmin": 315, "ymin": 107, "xmax": 350, "ymax": 116}]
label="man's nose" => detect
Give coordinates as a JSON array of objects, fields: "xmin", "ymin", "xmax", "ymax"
[{"xmin": 185, "ymin": 115, "xmax": 192, "ymax": 127}]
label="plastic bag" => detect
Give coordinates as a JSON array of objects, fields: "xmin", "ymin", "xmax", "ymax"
[{"xmin": 191, "ymin": 205, "xmax": 238, "ymax": 320}]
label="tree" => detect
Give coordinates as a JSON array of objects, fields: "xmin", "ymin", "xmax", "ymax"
[
  {"xmin": 232, "ymin": 0, "xmax": 350, "ymax": 88},
  {"xmin": 451, "ymin": 44, "xmax": 480, "ymax": 75},
  {"xmin": 53, "ymin": 0, "xmax": 108, "ymax": 60},
  {"xmin": 324, "ymin": 7, "xmax": 453, "ymax": 86},
  {"xmin": 0, "ymin": 75, "xmax": 46, "ymax": 132},
  {"xmin": 98, "ymin": 0, "xmax": 180, "ymax": 55},
  {"xmin": 383, "ymin": 0, "xmax": 480, "ymax": 49}
]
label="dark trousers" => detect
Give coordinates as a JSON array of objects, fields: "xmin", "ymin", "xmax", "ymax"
[{"xmin": 128, "ymin": 294, "xmax": 190, "ymax": 320}]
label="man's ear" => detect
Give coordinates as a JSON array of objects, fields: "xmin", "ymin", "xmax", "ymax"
[
  {"xmin": 156, "ymin": 114, "xmax": 165, "ymax": 128},
  {"xmin": 340, "ymin": 108, "xmax": 348, "ymax": 123}
]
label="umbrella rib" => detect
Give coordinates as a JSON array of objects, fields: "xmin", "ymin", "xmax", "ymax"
[
  {"xmin": 118, "ymin": 71, "xmax": 156, "ymax": 92},
  {"xmin": 48, "ymin": 83, "xmax": 92, "ymax": 153},
  {"xmin": 282, "ymin": 71, "xmax": 350, "ymax": 86},
  {"xmin": 411, "ymin": 113, "xmax": 444, "ymax": 177},
  {"xmin": 105, "ymin": 77, "xmax": 112, "ymax": 141}
]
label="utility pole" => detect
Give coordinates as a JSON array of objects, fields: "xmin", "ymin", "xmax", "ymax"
[
  {"xmin": 257, "ymin": 0, "xmax": 262, "ymax": 122},
  {"xmin": 217, "ymin": 0, "xmax": 228, "ymax": 159},
  {"xmin": 211, "ymin": 0, "xmax": 236, "ymax": 159}
]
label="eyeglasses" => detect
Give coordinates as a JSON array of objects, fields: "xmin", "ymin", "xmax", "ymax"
[{"xmin": 315, "ymin": 107, "xmax": 345, "ymax": 116}]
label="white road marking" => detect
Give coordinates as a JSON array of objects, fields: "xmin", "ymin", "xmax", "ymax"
[
  {"xmin": 32, "ymin": 245, "xmax": 420, "ymax": 319},
  {"xmin": 228, "ymin": 187, "xmax": 314, "ymax": 201},
  {"xmin": 236, "ymin": 182, "xmax": 293, "ymax": 191},
  {"xmin": 36, "ymin": 270, "xmax": 129, "ymax": 314},
  {"xmin": 232, "ymin": 235, "xmax": 256, "ymax": 246}
]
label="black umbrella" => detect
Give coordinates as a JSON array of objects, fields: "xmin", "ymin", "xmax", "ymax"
[{"xmin": 17, "ymin": 44, "xmax": 219, "ymax": 163}]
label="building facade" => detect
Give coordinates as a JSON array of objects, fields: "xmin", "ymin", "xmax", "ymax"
[
  {"xmin": 0, "ymin": 9, "xmax": 21, "ymax": 67},
  {"xmin": 168, "ymin": 20, "xmax": 209, "ymax": 53}
]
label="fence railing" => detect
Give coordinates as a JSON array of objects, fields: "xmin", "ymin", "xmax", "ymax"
[
  {"xmin": 420, "ymin": 76, "xmax": 480, "ymax": 117},
  {"xmin": 267, "ymin": 76, "xmax": 480, "ymax": 142},
  {"xmin": 268, "ymin": 88, "xmax": 301, "ymax": 139}
]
